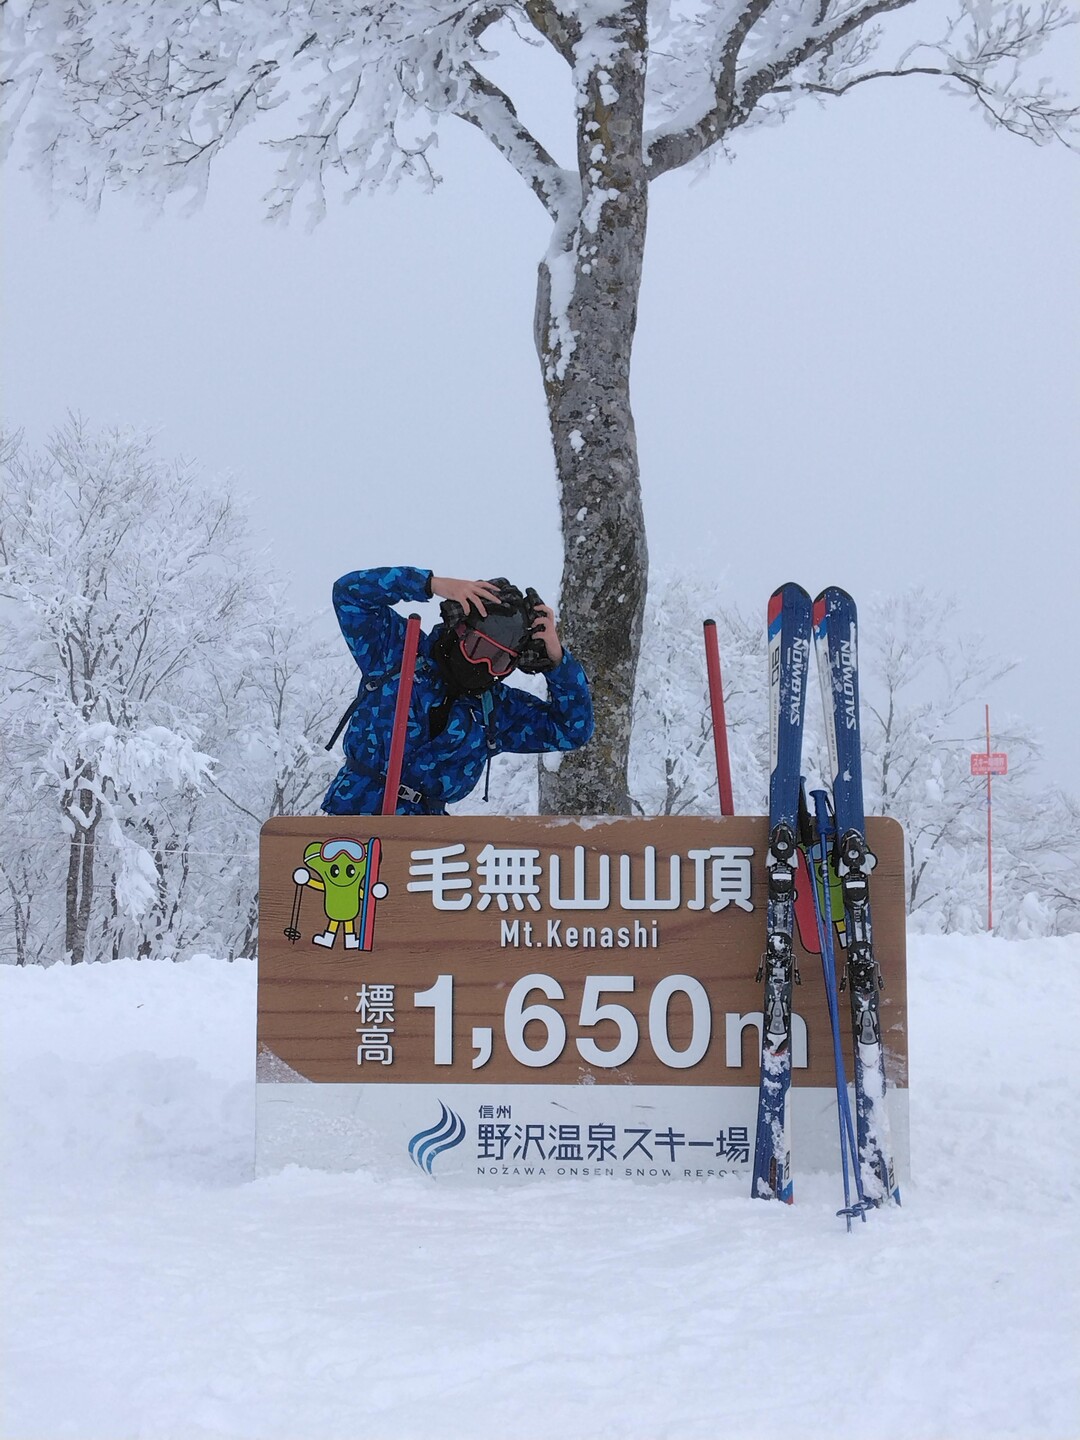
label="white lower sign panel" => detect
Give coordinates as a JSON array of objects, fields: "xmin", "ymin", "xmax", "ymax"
[{"xmin": 256, "ymin": 1080, "xmax": 910, "ymax": 1186}]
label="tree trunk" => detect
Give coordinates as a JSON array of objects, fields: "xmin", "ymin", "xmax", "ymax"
[
  {"xmin": 536, "ymin": 2, "xmax": 649, "ymax": 817},
  {"xmin": 64, "ymin": 822, "xmax": 97, "ymax": 964},
  {"xmin": 64, "ymin": 773, "xmax": 98, "ymax": 964},
  {"xmin": 2, "ymin": 870, "xmax": 30, "ymax": 965}
]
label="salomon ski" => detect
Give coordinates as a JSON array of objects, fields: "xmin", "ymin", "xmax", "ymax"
[
  {"xmin": 752, "ymin": 583, "xmax": 812, "ymax": 1202},
  {"xmin": 813, "ymin": 587, "xmax": 901, "ymax": 1206}
]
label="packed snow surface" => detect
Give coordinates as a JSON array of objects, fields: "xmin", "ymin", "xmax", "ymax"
[{"xmin": 3, "ymin": 936, "xmax": 1078, "ymax": 1440}]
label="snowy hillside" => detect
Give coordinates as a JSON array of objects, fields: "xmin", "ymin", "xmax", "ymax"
[{"xmin": 3, "ymin": 936, "xmax": 1078, "ymax": 1440}]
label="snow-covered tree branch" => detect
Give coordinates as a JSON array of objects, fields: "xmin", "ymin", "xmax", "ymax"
[
  {"xmin": 3, "ymin": 0, "xmax": 1076, "ymax": 815},
  {"xmin": 0, "ymin": 423, "xmax": 341, "ymax": 964}
]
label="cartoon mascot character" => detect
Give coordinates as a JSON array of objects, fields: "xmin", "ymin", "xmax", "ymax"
[{"xmin": 289, "ymin": 838, "xmax": 387, "ymax": 951}]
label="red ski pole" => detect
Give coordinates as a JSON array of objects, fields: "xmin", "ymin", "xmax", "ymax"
[
  {"xmin": 703, "ymin": 619, "xmax": 735, "ymax": 816},
  {"xmin": 382, "ymin": 613, "xmax": 422, "ymax": 816}
]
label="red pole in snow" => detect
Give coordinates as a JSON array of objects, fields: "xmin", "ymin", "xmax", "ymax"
[
  {"xmin": 985, "ymin": 703, "xmax": 993, "ymax": 933},
  {"xmin": 703, "ymin": 619, "xmax": 735, "ymax": 817},
  {"xmin": 382, "ymin": 614, "xmax": 422, "ymax": 816}
]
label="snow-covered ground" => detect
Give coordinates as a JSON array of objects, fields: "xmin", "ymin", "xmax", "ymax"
[{"xmin": 2, "ymin": 935, "xmax": 1077, "ymax": 1440}]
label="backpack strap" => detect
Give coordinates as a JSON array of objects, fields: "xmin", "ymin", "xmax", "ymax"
[
  {"xmin": 324, "ymin": 668, "xmax": 402, "ymax": 752},
  {"xmin": 480, "ymin": 689, "xmax": 497, "ymax": 802}
]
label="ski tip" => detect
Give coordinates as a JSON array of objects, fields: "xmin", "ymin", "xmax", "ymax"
[
  {"xmin": 813, "ymin": 586, "xmax": 857, "ymax": 611},
  {"xmin": 768, "ymin": 583, "xmax": 812, "ymax": 626},
  {"xmin": 812, "ymin": 588, "xmax": 858, "ymax": 636}
]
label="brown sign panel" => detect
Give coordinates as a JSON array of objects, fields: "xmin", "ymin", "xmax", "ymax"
[{"xmin": 258, "ymin": 816, "xmax": 907, "ymax": 1092}]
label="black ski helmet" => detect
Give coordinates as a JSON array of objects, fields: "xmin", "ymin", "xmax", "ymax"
[{"xmin": 439, "ymin": 578, "xmax": 555, "ymax": 675}]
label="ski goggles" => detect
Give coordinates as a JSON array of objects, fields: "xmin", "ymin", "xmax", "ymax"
[
  {"xmin": 456, "ymin": 621, "xmax": 520, "ymax": 677},
  {"xmin": 320, "ymin": 839, "xmax": 366, "ymax": 862}
]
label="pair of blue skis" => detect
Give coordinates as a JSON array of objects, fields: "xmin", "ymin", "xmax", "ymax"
[{"xmin": 751, "ymin": 583, "xmax": 900, "ymax": 1209}]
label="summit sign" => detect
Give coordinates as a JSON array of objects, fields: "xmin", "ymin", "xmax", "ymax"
[{"xmin": 256, "ymin": 815, "xmax": 908, "ymax": 1185}]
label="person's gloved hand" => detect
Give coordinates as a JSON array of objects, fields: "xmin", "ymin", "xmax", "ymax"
[
  {"xmin": 530, "ymin": 602, "xmax": 564, "ymax": 666},
  {"xmin": 430, "ymin": 577, "xmax": 502, "ymax": 618}
]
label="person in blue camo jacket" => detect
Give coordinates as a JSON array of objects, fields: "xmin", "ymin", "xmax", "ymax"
[{"xmin": 320, "ymin": 567, "xmax": 594, "ymax": 816}]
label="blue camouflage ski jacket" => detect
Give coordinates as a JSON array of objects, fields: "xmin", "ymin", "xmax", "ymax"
[{"xmin": 321, "ymin": 566, "xmax": 594, "ymax": 816}]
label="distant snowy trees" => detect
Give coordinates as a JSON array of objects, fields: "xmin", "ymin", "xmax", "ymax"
[
  {"xmin": 629, "ymin": 571, "xmax": 1080, "ymax": 937},
  {"xmin": 0, "ymin": 423, "xmax": 341, "ymax": 964},
  {"xmin": 630, "ymin": 572, "xmax": 769, "ymax": 821},
  {"xmin": 0, "ymin": 425, "xmax": 1075, "ymax": 964},
  {"xmin": 3, "ymin": 1, "xmax": 1076, "ymax": 818}
]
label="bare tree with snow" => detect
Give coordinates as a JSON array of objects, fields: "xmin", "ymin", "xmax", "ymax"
[
  {"xmin": 0, "ymin": 421, "xmax": 343, "ymax": 964},
  {"xmin": 857, "ymin": 589, "xmax": 1031, "ymax": 916},
  {"xmin": 630, "ymin": 569, "xmax": 769, "ymax": 817},
  {"xmin": 854, "ymin": 590, "xmax": 1080, "ymax": 935},
  {"xmin": 0, "ymin": 423, "xmax": 247, "ymax": 960},
  {"xmin": 628, "ymin": 576, "xmax": 1080, "ymax": 934},
  {"xmin": 3, "ymin": 0, "xmax": 1076, "ymax": 814},
  {"xmin": 199, "ymin": 604, "xmax": 344, "ymax": 957}
]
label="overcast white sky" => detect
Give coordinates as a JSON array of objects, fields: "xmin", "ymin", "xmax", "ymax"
[{"xmin": 2, "ymin": 18, "xmax": 1078, "ymax": 792}]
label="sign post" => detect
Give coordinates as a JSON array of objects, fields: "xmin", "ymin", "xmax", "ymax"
[
  {"xmin": 970, "ymin": 706, "xmax": 1008, "ymax": 932},
  {"xmin": 703, "ymin": 620, "xmax": 735, "ymax": 816}
]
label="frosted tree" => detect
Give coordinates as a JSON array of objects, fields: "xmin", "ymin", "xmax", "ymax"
[
  {"xmin": 0, "ymin": 423, "xmax": 347, "ymax": 963},
  {"xmin": 1004, "ymin": 787, "xmax": 1080, "ymax": 935},
  {"xmin": 630, "ymin": 569, "xmax": 769, "ymax": 817},
  {"xmin": 848, "ymin": 587, "xmax": 1080, "ymax": 934},
  {"xmin": 0, "ymin": 422, "xmax": 253, "ymax": 961},
  {"xmin": 3, "ymin": 2, "xmax": 1076, "ymax": 815},
  {"xmin": 629, "ymin": 577, "xmax": 1080, "ymax": 934},
  {"xmin": 197, "ymin": 602, "xmax": 342, "ymax": 957},
  {"xmin": 938, "ymin": 781, "xmax": 1080, "ymax": 937}
]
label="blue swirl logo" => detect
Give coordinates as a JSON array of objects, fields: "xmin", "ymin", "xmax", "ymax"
[{"xmin": 408, "ymin": 1102, "xmax": 466, "ymax": 1176}]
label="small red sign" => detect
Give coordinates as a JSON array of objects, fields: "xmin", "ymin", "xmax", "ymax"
[{"xmin": 971, "ymin": 752, "xmax": 1008, "ymax": 776}]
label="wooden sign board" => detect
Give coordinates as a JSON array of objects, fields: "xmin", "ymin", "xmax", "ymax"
[{"xmin": 257, "ymin": 816, "xmax": 908, "ymax": 1187}]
